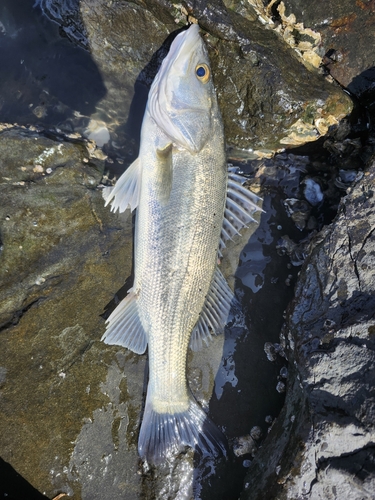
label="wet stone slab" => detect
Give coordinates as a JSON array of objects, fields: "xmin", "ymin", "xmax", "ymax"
[
  {"xmin": 12, "ymin": 0, "xmax": 353, "ymax": 156},
  {"xmin": 281, "ymin": 0, "xmax": 375, "ymax": 98},
  {"xmin": 0, "ymin": 127, "xmax": 144, "ymax": 498}
]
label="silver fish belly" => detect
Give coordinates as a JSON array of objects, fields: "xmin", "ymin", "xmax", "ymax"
[{"xmin": 102, "ymin": 24, "xmax": 261, "ymax": 463}]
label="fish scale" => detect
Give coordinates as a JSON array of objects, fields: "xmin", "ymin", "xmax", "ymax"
[{"xmin": 137, "ymin": 133, "xmax": 227, "ymax": 413}]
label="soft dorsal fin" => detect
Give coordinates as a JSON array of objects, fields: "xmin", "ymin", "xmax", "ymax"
[
  {"xmin": 101, "ymin": 288, "xmax": 147, "ymax": 354},
  {"xmin": 103, "ymin": 157, "xmax": 141, "ymax": 213},
  {"xmin": 219, "ymin": 169, "xmax": 263, "ymax": 254},
  {"xmin": 190, "ymin": 267, "xmax": 235, "ymax": 351}
]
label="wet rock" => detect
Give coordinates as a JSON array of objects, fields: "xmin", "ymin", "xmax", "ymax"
[
  {"xmin": 241, "ymin": 157, "xmax": 375, "ymax": 498},
  {"xmin": 201, "ymin": 20, "xmax": 351, "ymax": 151},
  {"xmin": 276, "ymin": 234, "xmax": 310, "ymax": 266},
  {"xmin": 283, "ymin": 198, "xmax": 311, "ymax": 230},
  {"xmin": 264, "ymin": 342, "xmax": 278, "ymax": 362},
  {"xmin": 250, "ymin": 426, "xmax": 262, "ymax": 441},
  {"xmin": 77, "ymin": 0, "xmax": 173, "ymax": 145},
  {"xmin": 275, "ymin": 381, "xmax": 285, "ymax": 394},
  {"xmin": 0, "ymin": 1, "xmax": 108, "ymax": 138},
  {"xmin": 302, "ymin": 177, "xmax": 324, "ymax": 206},
  {"xmin": 280, "ymin": 0, "xmax": 375, "ymax": 100},
  {"xmin": 35, "ymin": 0, "xmax": 89, "ymax": 49},
  {"xmin": 233, "ymin": 435, "xmax": 258, "ymax": 457},
  {"xmin": 0, "ymin": 126, "xmax": 145, "ymax": 498},
  {"xmin": 37, "ymin": 0, "xmax": 352, "ymax": 153}
]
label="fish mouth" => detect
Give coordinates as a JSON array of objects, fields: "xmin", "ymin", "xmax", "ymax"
[
  {"xmin": 155, "ymin": 24, "xmax": 204, "ymax": 92},
  {"xmin": 165, "ymin": 24, "xmax": 202, "ymax": 70}
]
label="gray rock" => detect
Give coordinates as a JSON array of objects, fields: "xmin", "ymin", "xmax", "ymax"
[{"xmin": 241, "ymin": 158, "xmax": 375, "ymax": 498}]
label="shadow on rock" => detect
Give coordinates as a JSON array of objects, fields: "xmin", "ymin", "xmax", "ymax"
[
  {"xmin": 122, "ymin": 27, "xmax": 188, "ymax": 154},
  {"xmin": 104, "ymin": 26, "xmax": 189, "ymax": 177},
  {"xmin": 240, "ymin": 156, "xmax": 375, "ymax": 499},
  {"xmin": 195, "ymin": 185, "xmax": 302, "ymax": 498},
  {"xmin": 0, "ymin": 0, "xmax": 106, "ymax": 128},
  {"xmin": 0, "ymin": 457, "xmax": 50, "ymax": 500},
  {"xmin": 348, "ymin": 66, "xmax": 375, "ymax": 115}
]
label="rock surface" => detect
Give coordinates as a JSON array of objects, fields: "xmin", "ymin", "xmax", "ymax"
[
  {"xmin": 37, "ymin": 0, "xmax": 352, "ymax": 153},
  {"xmin": 281, "ymin": 0, "xmax": 375, "ymax": 100},
  {"xmin": 241, "ymin": 157, "xmax": 375, "ymax": 499},
  {"xmin": 0, "ymin": 127, "xmax": 144, "ymax": 498}
]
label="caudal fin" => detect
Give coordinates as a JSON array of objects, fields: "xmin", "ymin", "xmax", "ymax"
[{"xmin": 138, "ymin": 392, "xmax": 227, "ymax": 464}]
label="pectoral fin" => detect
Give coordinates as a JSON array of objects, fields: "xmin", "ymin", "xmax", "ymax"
[
  {"xmin": 190, "ymin": 267, "xmax": 235, "ymax": 351},
  {"xmin": 103, "ymin": 157, "xmax": 141, "ymax": 213},
  {"xmin": 102, "ymin": 288, "xmax": 147, "ymax": 354},
  {"xmin": 155, "ymin": 143, "xmax": 173, "ymax": 206}
]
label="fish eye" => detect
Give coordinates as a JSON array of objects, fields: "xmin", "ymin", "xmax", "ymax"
[{"xmin": 195, "ymin": 64, "xmax": 210, "ymax": 83}]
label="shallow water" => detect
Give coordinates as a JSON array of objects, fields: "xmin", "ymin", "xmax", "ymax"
[{"xmin": 0, "ymin": 4, "xmax": 348, "ymax": 499}]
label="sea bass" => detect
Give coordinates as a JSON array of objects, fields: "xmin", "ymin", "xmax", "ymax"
[{"xmin": 102, "ymin": 24, "xmax": 260, "ymax": 463}]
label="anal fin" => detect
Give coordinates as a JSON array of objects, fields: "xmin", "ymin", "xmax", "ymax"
[
  {"xmin": 102, "ymin": 288, "xmax": 147, "ymax": 354},
  {"xmin": 190, "ymin": 267, "xmax": 235, "ymax": 351},
  {"xmin": 103, "ymin": 157, "xmax": 141, "ymax": 213}
]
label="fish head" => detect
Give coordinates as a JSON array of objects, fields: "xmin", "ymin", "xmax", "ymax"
[{"xmin": 148, "ymin": 24, "xmax": 219, "ymax": 154}]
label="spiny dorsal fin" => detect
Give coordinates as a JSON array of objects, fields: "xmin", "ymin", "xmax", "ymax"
[
  {"xmin": 219, "ymin": 169, "xmax": 263, "ymax": 252},
  {"xmin": 103, "ymin": 157, "xmax": 141, "ymax": 213},
  {"xmin": 101, "ymin": 288, "xmax": 147, "ymax": 354},
  {"xmin": 190, "ymin": 267, "xmax": 234, "ymax": 351}
]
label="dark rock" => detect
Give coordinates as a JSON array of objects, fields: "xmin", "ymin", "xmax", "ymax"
[
  {"xmin": 281, "ymin": 0, "xmax": 375, "ymax": 102},
  {"xmin": 241, "ymin": 157, "xmax": 375, "ymax": 498},
  {"xmin": 37, "ymin": 0, "xmax": 352, "ymax": 153},
  {"xmin": 0, "ymin": 1, "xmax": 107, "ymax": 131}
]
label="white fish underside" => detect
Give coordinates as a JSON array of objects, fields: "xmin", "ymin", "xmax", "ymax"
[{"xmin": 101, "ymin": 24, "xmax": 261, "ymax": 463}]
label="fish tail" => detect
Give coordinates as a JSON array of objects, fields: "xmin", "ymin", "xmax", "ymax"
[{"xmin": 138, "ymin": 391, "xmax": 227, "ymax": 464}]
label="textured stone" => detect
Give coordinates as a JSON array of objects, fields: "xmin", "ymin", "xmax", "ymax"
[
  {"xmin": 281, "ymin": 0, "xmax": 375, "ymax": 99},
  {"xmin": 241, "ymin": 158, "xmax": 375, "ymax": 499},
  {"xmin": 37, "ymin": 0, "xmax": 353, "ymax": 153},
  {"xmin": 0, "ymin": 127, "xmax": 143, "ymax": 498}
]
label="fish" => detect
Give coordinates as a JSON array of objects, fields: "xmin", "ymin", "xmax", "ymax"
[{"xmin": 101, "ymin": 23, "xmax": 261, "ymax": 464}]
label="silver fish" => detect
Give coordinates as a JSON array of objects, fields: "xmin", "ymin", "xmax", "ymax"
[{"xmin": 102, "ymin": 24, "xmax": 261, "ymax": 463}]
